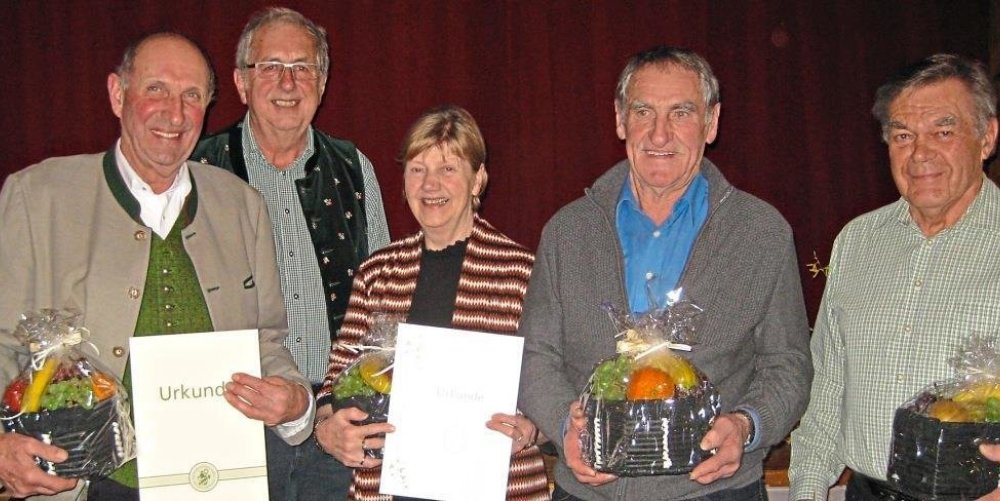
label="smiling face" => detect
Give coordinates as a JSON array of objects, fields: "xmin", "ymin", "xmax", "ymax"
[
  {"xmin": 615, "ymin": 64, "xmax": 719, "ymax": 210},
  {"xmin": 404, "ymin": 144, "xmax": 486, "ymax": 250},
  {"xmin": 886, "ymin": 78, "xmax": 998, "ymax": 234},
  {"xmin": 235, "ymin": 21, "xmax": 326, "ymax": 136},
  {"xmin": 108, "ymin": 36, "xmax": 211, "ymax": 193}
]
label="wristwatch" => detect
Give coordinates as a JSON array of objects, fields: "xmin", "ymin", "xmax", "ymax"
[{"xmin": 733, "ymin": 409, "xmax": 755, "ymax": 448}]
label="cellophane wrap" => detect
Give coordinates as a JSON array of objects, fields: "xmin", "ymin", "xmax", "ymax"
[
  {"xmin": 1, "ymin": 309, "xmax": 136, "ymax": 479},
  {"xmin": 330, "ymin": 313, "xmax": 401, "ymax": 459},
  {"xmin": 580, "ymin": 292, "xmax": 720, "ymax": 476},
  {"xmin": 887, "ymin": 336, "xmax": 1000, "ymax": 500}
]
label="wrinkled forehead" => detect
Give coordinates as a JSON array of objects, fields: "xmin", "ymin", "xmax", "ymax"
[
  {"xmin": 890, "ymin": 79, "xmax": 975, "ymax": 120},
  {"xmin": 132, "ymin": 36, "xmax": 211, "ymax": 89},
  {"xmin": 251, "ymin": 21, "xmax": 319, "ymax": 61},
  {"xmin": 627, "ymin": 63, "xmax": 703, "ymax": 102}
]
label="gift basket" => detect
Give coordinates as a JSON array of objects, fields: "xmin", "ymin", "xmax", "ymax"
[
  {"xmin": 330, "ymin": 313, "xmax": 401, "ymax": 459},
  {"xmin": 580, "ymin": 291, "xmax": 720, "ymax": 476},
  {"xmin": 1, "ymin": 309, "xmax": 135, "ymax": 479},
  {"xmin": 887, "ymin": 336, "xmax": 1000, "ymax": 500}
]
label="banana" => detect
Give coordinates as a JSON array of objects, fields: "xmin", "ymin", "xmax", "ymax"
[
  {"xmin": 22, "ymin": 358, "xmax": 59, "ymax": 413},
  {"xmin": 953, "ymin": 381, "xmax": 1000, "ymax": 403},
  {"xmin": 647, "ymin": 353, "xmax": 698, "ymax": 390},
  {"xmin": 927, "ymin": 400, "xmax": 972, "ymax": 422}
]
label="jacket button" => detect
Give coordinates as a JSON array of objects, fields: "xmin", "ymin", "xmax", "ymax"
[
  {"xmin": 134, "ymin": 230, "xmax": 147, "ymax": 241},
  {"xmin": 127, "ymin": 287, "xmax": 140, "ymax": 299},
  {"xmin": 112, "ymin": 346, "xmax": 126, "ymax": 357}
]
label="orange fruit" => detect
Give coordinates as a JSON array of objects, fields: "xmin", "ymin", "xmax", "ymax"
[
  {"xmin": 91, "ymin": 372, "xmax": 117, "ymax": 401},
  {"xmin": 626, "ymin": 367, "xmax": 675, "ymax": 400}
]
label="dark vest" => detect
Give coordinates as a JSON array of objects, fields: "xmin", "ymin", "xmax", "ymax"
[{"xmin": 191, "ymin": 122, "xmax": 369, "ymax": 339}]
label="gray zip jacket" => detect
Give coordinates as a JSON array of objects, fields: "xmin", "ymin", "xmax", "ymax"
[{"xmin": 519, "ymin": 158, "xmax": 812, "ymax": 500}]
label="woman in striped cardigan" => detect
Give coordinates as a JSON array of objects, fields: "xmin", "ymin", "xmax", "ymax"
[{"xmin": 315, "ymin": 105, "xmax": 550, "ymax": 501}]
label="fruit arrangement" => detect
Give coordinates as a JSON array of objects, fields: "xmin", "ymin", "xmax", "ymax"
[
  {"xmin": 887, "ymin": 336, "xmax": 1000, "ymax": 501},
  {"xmin": 333, "ymin": 355, "xmax": 393, "ymax": 399},
  {"xmin": 888, "ymin": 386, "xmax": 1000, "ymax": 500},
  {"xmin": 2, "ymin": 355, "xmax": 135, "ymax": 479},
  {"xmin": 590, "ymin": 352, "xmax": 699, "ymax": 402},
  {"xmin": 3, "ymin": 357, "xmax": 117, "ymax": 415},
  {"xmin": 582, "ymin": 351, "xmax": 720, "ymax": 476},
  {"xmin": 0, "ymin": 309, "xmax": 135, "ymax": 479},
  {"xmin": 330, "ymin": 352, "xmax": 393, "ymax": 459},
  {"xmin": 924, "ymin": 381, "xmax": 1000, "ymax": 423}
]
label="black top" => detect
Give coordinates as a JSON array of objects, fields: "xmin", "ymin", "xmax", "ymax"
[{"xmin": 407, "ymin": 240, "xmax": 468, "ymax": 328}]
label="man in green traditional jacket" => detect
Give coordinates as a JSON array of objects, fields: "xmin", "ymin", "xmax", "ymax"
[{"xmin": 0, "ymin": 32, "xmax": 312, "ymax": 500}]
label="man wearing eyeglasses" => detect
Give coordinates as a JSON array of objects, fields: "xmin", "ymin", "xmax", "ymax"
[{"xmin": 192, "ymin": 7, "xmax": 389, "ymax": 501}]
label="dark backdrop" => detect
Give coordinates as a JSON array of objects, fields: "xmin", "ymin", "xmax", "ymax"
[{"xmin": 1, "ymin": 1, "xmax": 993, "ymax": 322}]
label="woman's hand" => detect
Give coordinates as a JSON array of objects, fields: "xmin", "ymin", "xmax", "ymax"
[
  {"xmin": 314, "ymin": 405, "xmax": 395, "ymax": 469},
  {"xmin": 487, "ymin": 412, "xmax": 538, "ymax": 454}
]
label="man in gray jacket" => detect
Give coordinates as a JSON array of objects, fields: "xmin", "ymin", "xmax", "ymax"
[{"xmin": 519, "ymin": 46, "xmax": 812, "ymax": 500}]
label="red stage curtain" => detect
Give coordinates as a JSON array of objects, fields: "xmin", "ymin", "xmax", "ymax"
[{"xmin": 0, "ymin": 1, "xmax": 991, "ymax": 321}]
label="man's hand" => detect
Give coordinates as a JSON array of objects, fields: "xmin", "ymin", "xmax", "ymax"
[
  {"xmin": 981, "ymin": 443, "xmax": 1000, "ymax": 462},
  {"xmin": 563, "ymin": 400, "xmax": 617, "ymax": 487},
  {"xmin": 224, "ymin": 373, "xmax": 309, "ymax": 426},
  {"xmin": 0, "ymin": 433, "xmax": 77, "ymax": 497},
  {"xmin": 977, "ymin": 444, "xmax": 1000, "ymax": 501},
  {"xmin": 689, "ymin": 412, "xmax": 749, "ymax": 484},
  {"xmin": 314, "ymin": 405, "xmax": 394, "ymax": 469}
]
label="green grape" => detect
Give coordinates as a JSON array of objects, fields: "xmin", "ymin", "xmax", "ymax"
[
  {"xmin": 985, "ymin": 397, "xmax": 1000, "ymax": 423},
  {"xmin": 333, "ymin": 366, "xmax": 376, "ymax": 400},
  {"xmin": 36, "ymin": 378, "xmax": 97, "ymax": 411},
  {"xmin": 590, "ymin": 355, "xmax": 631, "ymax": 401}
]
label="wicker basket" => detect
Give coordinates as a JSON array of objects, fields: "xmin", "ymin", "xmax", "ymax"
[
  {"xmin": 582, "ymin": 378, "xmax": 720, "ymax": 476},
  {"xmin": 888, "ymin": 407, "xmax": 1000, "ymax": 500},
  {"xmin": 3, "ymin": 396, "xmax": 133, "ymax": 479}
]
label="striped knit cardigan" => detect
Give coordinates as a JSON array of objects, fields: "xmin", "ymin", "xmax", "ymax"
[{"xmin": 321, "ymin": 214, "xmax": 551, "ymax": 501}]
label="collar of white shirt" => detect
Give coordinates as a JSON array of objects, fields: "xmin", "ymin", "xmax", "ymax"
[{"xmin": 115, "ymin": 139, "xmax": 192, "ymax": 239}]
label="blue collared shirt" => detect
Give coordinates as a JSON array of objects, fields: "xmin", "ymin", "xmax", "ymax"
[
  {"xmin": 616, "ymin": 172, "xmax": 708, "ymax": 314},
  {"xmin": 613, "ymin": 171, "xmax": 763, "ymax": 450}
]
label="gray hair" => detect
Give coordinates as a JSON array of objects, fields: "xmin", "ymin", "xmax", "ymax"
[
  {"xmin": 615, "ymin": 46, "xmax": 720, "ymax": 124},
  {"xmin": 116, "ymin": 32, "xmax": 216, "ymax": 101},
  {"xmin": 235, "ymin": 7, "xmax": 330, "ymax": 77},
  {"xmin": 872, "ymin": 53, "xmax": 997, "ymax": 141}
]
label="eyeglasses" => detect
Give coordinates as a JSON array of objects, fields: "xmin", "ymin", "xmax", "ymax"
[{"xmin": 246, "ymin": 61, "xmax": 322, "ymax": 81}]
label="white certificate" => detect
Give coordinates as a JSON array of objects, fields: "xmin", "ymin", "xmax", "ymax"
[
  {"xmin": 129, "ymin": 330, "xmax": 268, "ymax": 501},
  {"xmin": 380, "ymin": 323, "xmax": 524, "ymax": 501}
]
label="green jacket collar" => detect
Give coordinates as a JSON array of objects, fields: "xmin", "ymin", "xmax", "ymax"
[{"xmin": 102, "ymin": 148, "xmax": 198, "ymax": 229}]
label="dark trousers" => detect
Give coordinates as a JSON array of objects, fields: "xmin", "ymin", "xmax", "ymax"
[
  {"xmin": 265, "ymin": 384, "xmax": 354, "ymax": 501},
  {"xmin": 845, "ymin": 473, "xmax": 920, "ymax": 501},
  {"xmin": 552, "ymin": 478, "xmax": 768, "ymax": 501},
  {"xmin": 87, "ymin": 477, "xmax": 139, "ymax": 501},
  {"xmin": 85, "ymin": 435, "xmax": 353, "ymax": 501}
]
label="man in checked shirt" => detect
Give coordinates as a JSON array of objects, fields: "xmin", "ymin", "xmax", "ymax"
[
  {"xmin": 789, "ymin": 54, "xmax": 1000, "ymax": 501},
  {"xmin": 193, "ymin": 7, "xmax": 389, "ymax": 501}
]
